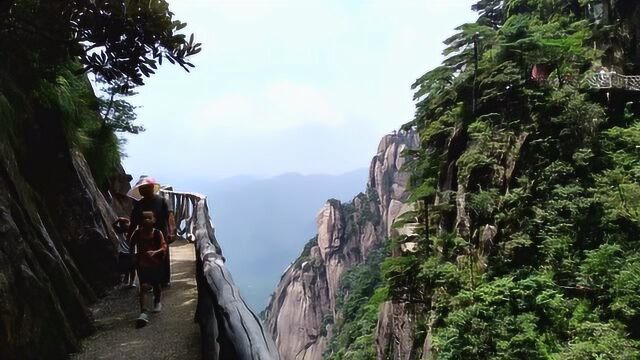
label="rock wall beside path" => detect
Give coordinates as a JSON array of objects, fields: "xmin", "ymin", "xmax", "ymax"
[{"xmin": 0, "ymin": 110, "xmax": 124, "ymax": 360}]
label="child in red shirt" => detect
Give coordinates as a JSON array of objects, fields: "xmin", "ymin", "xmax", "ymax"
[{"xmin": 130, "ymin": 211, "xmax": 167, "ymax": 328}]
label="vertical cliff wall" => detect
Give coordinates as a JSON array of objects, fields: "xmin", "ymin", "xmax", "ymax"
[
  {"xmin": 0, "ymin": 111, "xmax": 124, "ymax": 359},
  {"xmin": 263, "ymin": 130, "xmax": 418, "ymax": 360},
  {"xmin": 371, "ymin": 3, "xmax": 640, "ymax": 360}
]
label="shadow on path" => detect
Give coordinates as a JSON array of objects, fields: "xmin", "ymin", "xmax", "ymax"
[{"xmin": 69, "ymin": 241, "xmax": 200, "ymax": 360}]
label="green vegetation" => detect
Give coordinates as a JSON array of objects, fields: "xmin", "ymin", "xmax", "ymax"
[
  {"xmin": 35, "ymin": 67, "xmax": 122, "ymax": 185},
  {"xmin": 325, "ymin": 245, "xmax": 389, "ymax": 360},
  {"xmin": 327, "ymin": 1, "xmax": 640, "ymax": 359},
  {"xmin": 386, "ymin": 0, "xmax": 640, "ymax": 359},
  {"xmin": 0, "ymin": 1, "xmax": 199, "ymax": 185},
  {"xmin": 293, "ymin": 236, "xmax": 320, "ymax": 269}
]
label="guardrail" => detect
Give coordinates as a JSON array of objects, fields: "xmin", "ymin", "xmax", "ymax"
[
  {"xmin": 587, "ymin": 72, "xmax": 640, "ymax": 91},
  {"xmin": 160, "ymin": 189, "xmax": 280, "ymax": 360}
]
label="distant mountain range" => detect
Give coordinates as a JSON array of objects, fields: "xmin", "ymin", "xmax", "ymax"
[{"xmin": 173, "ymin": 169, "xmax": 369, "ymax": 310}]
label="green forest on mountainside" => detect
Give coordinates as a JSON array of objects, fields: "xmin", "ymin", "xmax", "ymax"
[
  {"xmin": 325, "ymin": 245, "xmax": 389, "ymax": 360},
  {"xmin": 328, "ymin": 1, "xmax": 640, "ymax": 359},
  {"xmin": 0, "ymin": 1, "xmax": 199, "ymax": 185}
]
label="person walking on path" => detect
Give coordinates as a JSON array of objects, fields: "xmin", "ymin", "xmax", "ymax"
[
  {"xmin": 127, "ymin": 176, "xmax": 176, "ymax": 287},
  {"xmin": 113, "ymin": 217, "xmax": 136, "ymax": 288},
  {"xmin": 130, "ymin": 211, "xmax": 168, "ymax": 328}
]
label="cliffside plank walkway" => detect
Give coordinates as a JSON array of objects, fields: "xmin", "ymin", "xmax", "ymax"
[
  {"xmin": 69, "ymin": 241, "xmax": 201, "ymax": 360},
  {"xmin": 588, "ymin": 71, "xmax": 640, "ymax": 91},
  {"xmin": 70, "ymin": 190, "xmax": 279, "ymax": 360}
]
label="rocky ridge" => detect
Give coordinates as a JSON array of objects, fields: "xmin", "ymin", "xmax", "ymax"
[{"xmin": 263, "ymin": 130, "xmax": 419, "ymax": 360}]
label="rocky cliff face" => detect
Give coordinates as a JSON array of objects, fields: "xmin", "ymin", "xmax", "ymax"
[
  {"xmin": 375, "ymin": 298, "xmax": 422, "ymax": 360},
  {"xmin": 0, "ymin": 113, "xmax": 125, "ymax": 359},
  {"xmin": 264, "ymin": 130, "xmax": 418, "ymax": 360},
  {"xmin": 106, "ymin": 163, "xmax": 133, "ymax": 217}
]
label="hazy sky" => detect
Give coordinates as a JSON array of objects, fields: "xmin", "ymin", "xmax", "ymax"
[{"xmin": 122, "ymin": 0, "xmax": 476, "ymax": 184}]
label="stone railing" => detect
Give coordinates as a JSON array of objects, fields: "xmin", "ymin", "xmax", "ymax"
[
  {"xmin": 160, "ymin": 189, "xmax": 280, "ymax": 360},
  {"xmin": 587, "ymin": 72, "xmax": 640, "ymax": 91}
]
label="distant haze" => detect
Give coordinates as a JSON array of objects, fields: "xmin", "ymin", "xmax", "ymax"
[
  {"xmin": 172, "ymin": 169, "xmax": 369, "ymax": 309},
  {"xmin": 121, "ymin": 0, "xmax": 476, "ymax": 181},
  {"xmin": 119, "ymin": 0, "xmax": 477, "ymax": 310}
]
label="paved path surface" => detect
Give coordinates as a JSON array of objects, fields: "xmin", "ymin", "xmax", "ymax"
[{"xmin": 69, "ymin": 241, "xmax": 201, "ymax": 360}]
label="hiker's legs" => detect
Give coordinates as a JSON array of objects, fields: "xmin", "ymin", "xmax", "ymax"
[
  {"xmin": 123, "ymin": 267, "xmax": 131, "ymax": 284},
  {"xmin": 128, "ymin": 267, "xmax": 136, "ymax": 285},
  {"xmin": 139, "ymin": 283, "xmax": 151, "ymax": 312},
  {"xmin": 118, "ymin": 252, "xmax": 132, "ymax": 284},
  {"xmin": 153, "ymin": 285, "xmax": 162, "ymax": 304},
  {"xmin": 136, "ymin": 283, "xmax": 151, "ymax": 328}
]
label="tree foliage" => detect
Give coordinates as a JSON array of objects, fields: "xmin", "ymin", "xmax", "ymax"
[
  {"xmin": 376, "ymin": 0, "xmax": 640, "ymax": 359},
  {"xmin": 1, "ymin": 0, "xmax": 201, "ymax": 86},
  {"xmin": 0, "ymin": 0, "xmax": 198, "ymax": 184},
  {"xmin": 325, "ymin": 246, "xmax": 389, "ymax": 360},
  {"xmin": 97, "ymin": 78, "xmax": 144, "ymax": 134}
]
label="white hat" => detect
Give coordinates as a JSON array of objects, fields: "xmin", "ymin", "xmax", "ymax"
[{"xmin": 126, "ymin": 176, "xmax": 161, "ymax": 201}]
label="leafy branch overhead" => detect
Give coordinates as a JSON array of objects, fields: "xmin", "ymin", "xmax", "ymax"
[
  {"xmin": 0, "ymin": 1, "xmax": 201, "ymax": 185},
  {"xmin": 73, "ymin": 0, "xmax": 202, "ymax": 85},
  {"xmin": 1, "ymin": 0, "xmax": 202, "ymax": 86},
  {"xmin": 97, "ymin": 77, "xmax": 143, "ymax": 134}
]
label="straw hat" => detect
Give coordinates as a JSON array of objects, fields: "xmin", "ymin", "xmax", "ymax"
[{"xmin": 126, "ymin": 176, "xmax": 161, "ymax": 201}]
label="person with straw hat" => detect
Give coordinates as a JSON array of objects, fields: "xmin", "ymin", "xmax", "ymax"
[{"xmin": 127, "ymin": 176, "xmax": 176, "ymax": 288}]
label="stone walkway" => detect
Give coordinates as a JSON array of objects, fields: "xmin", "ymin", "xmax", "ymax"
[{"xmin": 69, "ymin": 241, "xmax": 201, "ymax": 360}]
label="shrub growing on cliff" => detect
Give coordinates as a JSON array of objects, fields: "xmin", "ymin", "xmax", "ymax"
[
  {"xmin": 0, "ymin": 0, "xmax": 199, "ymax": 184},
  {"xmin": 325, "ymin": 246, "xmax": 389, "ymax": 360},
  {"xmin": 382, "ymin": 0, "xmax": 640, "ymax": 358}
]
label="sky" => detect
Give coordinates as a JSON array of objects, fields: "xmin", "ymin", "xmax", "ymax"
[{"xmin": 122, "ymin": 0, "xmax": 477, "ymax": 184}]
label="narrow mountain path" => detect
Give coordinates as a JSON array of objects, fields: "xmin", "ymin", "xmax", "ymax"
[{"xmin": 69, "ymin": 241, "xmax": 200, "ymax": 360}]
